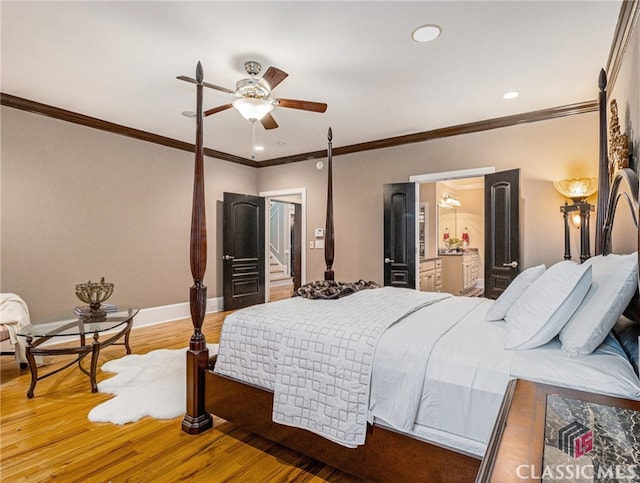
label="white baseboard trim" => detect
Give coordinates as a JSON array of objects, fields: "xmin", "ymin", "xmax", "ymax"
[{"xmin": 133, "ymin": 297, "xmax": 224, "ymax": 329}]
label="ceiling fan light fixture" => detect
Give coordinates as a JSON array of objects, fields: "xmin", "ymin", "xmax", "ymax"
[{"xmin": 232, "ymin": 97, "xmax": 273, "ymax": 121}]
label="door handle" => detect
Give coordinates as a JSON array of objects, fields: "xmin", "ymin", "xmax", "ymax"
[
  {"xmin": 223, "ymin": 255, "xmax": 235, "ymax": 261},
  {"xmin": 384, "ymin": 258, "xmax": 394, "ymax": 264},
  {"xmin": 502, "ymin": 261, "xmax": 519, "ymax": 269}
]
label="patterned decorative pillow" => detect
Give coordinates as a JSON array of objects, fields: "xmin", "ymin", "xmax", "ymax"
[{"xmin": 296, "ymin": 280, "xmax": 379, "ymax": 299}]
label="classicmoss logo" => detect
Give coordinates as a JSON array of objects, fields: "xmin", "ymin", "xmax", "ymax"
[
  {"xmin": 558, "ymin": 420, "xmax": 593, "ymax": 458},
  {"xmin": 516, "ymin": 419, "xmax": 638, "ymax": 480}
]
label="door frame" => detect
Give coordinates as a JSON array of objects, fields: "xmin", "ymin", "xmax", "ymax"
[
  {"xmin": 409, "ymin": 167, "xmax": 496, "ymax": 289},
  {"xmin": 260, "ymin": 187, "xmax": 307, "ymax": 302}
]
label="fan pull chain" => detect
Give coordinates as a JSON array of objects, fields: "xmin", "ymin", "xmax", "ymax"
[{"xmin": 251, "ymin": 121, "xmax": 257, "ymax": 160}]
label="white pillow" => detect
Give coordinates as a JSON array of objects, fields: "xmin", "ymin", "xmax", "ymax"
[
  {"xmin": 485, "ymin": 264, "xmax": 546, "ymax": 321},
  {"xmin": 505, "ymin": 261, "xmax": 592, "ymax": 350},
  {"xmin": 560, "ymin": 253, "xmax": 638, "ymax": 357}
]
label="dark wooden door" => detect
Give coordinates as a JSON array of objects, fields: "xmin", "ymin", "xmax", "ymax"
[
  {"xmin": 484, "ymin": 169, "xmax": 520, "ymax": 299},
  {"xmin": 223, "ymin": 192, "xmax": 265, "ymax": 310},
  {"xmin": 383, "ymin": 183, "xmax": 416, "ymax": 288}
]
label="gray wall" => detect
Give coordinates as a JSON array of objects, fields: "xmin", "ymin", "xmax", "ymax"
[
  {"xmin": 1, "ymin": 107, "xmax": 257, "ymax": 320},
  {"xmin": 2, "ymin": 16, "xmax": 637, "ymax": 320},
  {"xmin": 0, "ymin": 108, "xmax": 602, "ymax": 320},
  {"xmin": 260, "ymin": 112, "xmax": 600, "ymax": 285}
]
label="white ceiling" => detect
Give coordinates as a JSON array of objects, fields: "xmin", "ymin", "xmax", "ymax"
[{"xmin": 1, "ymin": 1, "xmax": 622, "ymax": 162}]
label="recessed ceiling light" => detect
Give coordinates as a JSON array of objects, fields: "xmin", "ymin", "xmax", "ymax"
[
  {"xmin": 412, "ymin": 24, "xmax": 441, "ymax": 43},
  {"xmin": 253, "ymin": 145, "xmax": 265, "ymax": 151},
  {"xmin": 276, "ymin": 141, "xmax": 287, "ymax": 147},
  {"xmin": 502, "ymin": 91, "xmax": 519, "ymax": 100},
  {"xmin": 181, "ymin": 110, "xmax": 196, "ymax": 118}
]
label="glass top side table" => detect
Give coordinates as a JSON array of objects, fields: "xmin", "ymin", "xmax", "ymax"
[{"xmin": 18, "ymin": 305, "xmax": 139, "ymax": 398}]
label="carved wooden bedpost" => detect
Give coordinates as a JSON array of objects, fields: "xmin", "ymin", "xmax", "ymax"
[
  {"xmin": 595, "ymin": 68, "xmax": 609, "ymax": 255},
  {"xmin": 324, "ymin": 127, "xmax": 335, "ymax": 281},
  {"xmin": 182, "ymin": 61, "xmax": 213, "ymax": 434}
]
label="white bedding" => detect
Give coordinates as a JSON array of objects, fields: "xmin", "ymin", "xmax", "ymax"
[
  {"xmin": 215, "ymin": 289, "xmax": 640, "ymax": 453},
  {"xmin": 374, "ymin": 297, "xmax": 640, "ymax": 455},
  {"xmin": 215, "ymin": 287, "xmax": 450, "ymax": 447},
  {"xmin": 369, "ymin": 297, "xmax": 487, "ymax": 432}
]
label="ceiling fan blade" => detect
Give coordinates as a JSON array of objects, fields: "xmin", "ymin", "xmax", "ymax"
[
  {"xmin": 177, "ymin": 75, "xmax": 235, "ymax": 94},
  {"xmin": 204, "ymin": 104, "xmax": 233, "ymax": 116},
  {"xmin": 276, "ymin": 98, "xmax": 328, "ymax": 113},
  {"xmin": 202, "ymin": 81, "xmax": 235, "ymax": 94},
  {"xmin": 260, "ymin": 113, "xmax": 279, "ymax": 130},
  {"xmin": 261, "ymin": 67, "xmax": 288, "ymax": 90}
]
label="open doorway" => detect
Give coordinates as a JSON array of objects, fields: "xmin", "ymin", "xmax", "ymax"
[
  {"xmin": 260, "ymin": 188, "xmax": 307, "ymax": 302},
  {"xmin": 431, "ymin": 178, "xmax": 484, "ymax": 296},
  {"xmin": 408, "ymin": 167, "xmax": 521, "ymax": 299},
  {"xmin": 269, "ymin": 200, "xmax": 296, "ymax": 298},
  {"xmin": 411, "ymin": 168, "xmax": 494, "ymax": 297}
]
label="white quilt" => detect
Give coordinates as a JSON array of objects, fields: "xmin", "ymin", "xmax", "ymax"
[{"xmin": 215, "ymin": 286, "xmax": 450, "ymax": 447}]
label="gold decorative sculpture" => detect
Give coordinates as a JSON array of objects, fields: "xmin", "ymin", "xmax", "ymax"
[
  {"xmin": 608, "ymin": 99, "xmax": 630, "ymax": 181},
  {"xmin": 75, "ymin": 277, "xmax": 114, "ymax": 318}
]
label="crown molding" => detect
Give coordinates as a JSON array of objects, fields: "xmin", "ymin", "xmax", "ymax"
[
  {"xmin": 606, "ymin": 0, "xmax": 639, "ymax": 91},
  {"xmin": 0, "ymin": 93, "xmax": 258, "ymax": 168},
  {"xmin": 1, "ymin": 94, "xmax": 597, "ymax": 169},
  {"xmin": 4, "ymin": 0, "xmax": 635, "ymax": 170},
  {"xmin": 258, "ymin": 101, "xmax": 598, "ymax": 167}
]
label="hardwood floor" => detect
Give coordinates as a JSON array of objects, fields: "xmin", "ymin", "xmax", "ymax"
[{"xmin": 0, "ymin": 296, "xmax": 359, "ymax": 482}]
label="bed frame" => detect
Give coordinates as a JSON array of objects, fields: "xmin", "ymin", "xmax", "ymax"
[{"xmin": 180, "ymin": 64, "xmax": 640, "ymax": 481}]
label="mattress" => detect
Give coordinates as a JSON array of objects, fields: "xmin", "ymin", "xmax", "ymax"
[{"xmin": 373, "ymin": 297, "xmax": 640, "ymax": 455}]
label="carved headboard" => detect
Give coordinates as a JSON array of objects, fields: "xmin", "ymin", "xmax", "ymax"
[
  {"xmin": 604, "ymin": 167, "xmax": 640, "ymax": 374},
  {"xmin": 597, "ymin": 68, "xmax": 639, "ymax": 376},
  {"xmin": 595, "ymin": 69, "xmax": 639, "ymax": 375}
]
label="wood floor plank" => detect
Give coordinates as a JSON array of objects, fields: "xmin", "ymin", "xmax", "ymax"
[{"xmin": 0, "ymin": 298, "xmax": 359, "ymax": 482}]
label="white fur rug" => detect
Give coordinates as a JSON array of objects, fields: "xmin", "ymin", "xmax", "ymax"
[{"xmin": 88, "ymin": 344, "xmax": 218, "ymax": 425}]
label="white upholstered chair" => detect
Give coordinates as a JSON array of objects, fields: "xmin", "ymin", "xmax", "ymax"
[{"xmin": 0, "ymin": 293, "xmax": 31, "ymax": 368}]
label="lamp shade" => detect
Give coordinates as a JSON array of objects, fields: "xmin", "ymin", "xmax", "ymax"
[
  {"xmin": 553, "ymin": 177, "xmax": 597, "ymax": 203},
  {"xmin": 232, "ymin": 97, "xmax": 273, "ymax": 121}
]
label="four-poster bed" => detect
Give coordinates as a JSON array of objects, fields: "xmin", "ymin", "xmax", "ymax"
[{"xmin": 181, "ymin": 64, "xmax": 640, "ymax": 481}]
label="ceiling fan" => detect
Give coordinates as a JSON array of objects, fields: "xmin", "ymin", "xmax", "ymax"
[{"xmin": 177, "ymin": 61, "xmax": 327, "ymax": 130}]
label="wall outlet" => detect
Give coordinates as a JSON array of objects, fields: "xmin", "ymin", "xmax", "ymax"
[
  {"xmin": 315, "ymin": 228, "xmax": 324, "ymax": 238},
  {"xmin": 315, "ymin": 240, "xmax": 325, "ymax": 249}
]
